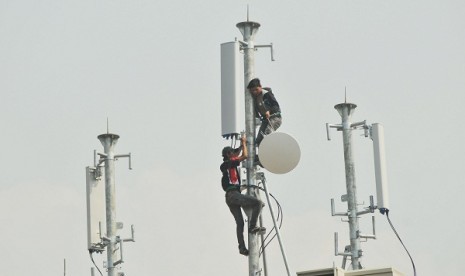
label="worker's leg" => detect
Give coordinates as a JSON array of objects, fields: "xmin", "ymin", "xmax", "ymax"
[
  {"xmin": 226, "ymin": 192, "xmax": 247, "ymax": 253},
  {"xmin": 256, "ymin": 117, "xmax": 282, "ymax": 146},
  {"xmin": 256, "ymin": 120, "xmax": 268, "ymax": 146},
  {"xmin": 268, "ymin": 116, "xmax": 282, "ymax": 133}
]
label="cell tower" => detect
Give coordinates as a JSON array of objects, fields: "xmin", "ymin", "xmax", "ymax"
[
  {"xmin": 326, "ymin": 101, "xmax": 390, "ymax": 270},
  {"xmin": 221, "ymin": 17, "xmax": 275, "ymax": 276},
  {"xmin": 221, "ymin": 11, "xmax": 301, "ymax": 276},
  {"xmin": 86, "ymin": 131, "xmax": 135, "ymax": 276}
]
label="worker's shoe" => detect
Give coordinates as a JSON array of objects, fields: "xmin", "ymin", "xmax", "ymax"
[
  {"xmin": 249, "ymin": 226, "xmax": 266, "ymax": 234},
  {"xmin": 239, "ymin": 247, "xmax": 249, "ymax": 256}
]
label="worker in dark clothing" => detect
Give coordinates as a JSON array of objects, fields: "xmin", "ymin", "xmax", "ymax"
[
  {"xmin": 220, "ymin": 134, "xmax": 265, "ymax": 256},
  {"xmin": 247, "ymin": 78, "xmax": 282, "ymax": 146}
]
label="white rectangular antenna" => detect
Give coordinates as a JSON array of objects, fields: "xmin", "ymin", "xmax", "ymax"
[
  {"xmin": 372, "ymin": 123, "xmax": 390, "ymax": 211},
  {"xmin": 86, "ymin": 166, "xmax": 105, "ymax": 251},
  {"xmin": 221, "ymin": 41, "xmax": 244, "ymax": 138}
]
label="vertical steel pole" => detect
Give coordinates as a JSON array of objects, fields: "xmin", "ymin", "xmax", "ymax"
[
  {"xmin": 236, "ymin": 20, "xmax": 262, "ymax": 276},
  {"xmin": 334, "ymin": 103, "xmax": 362, "ymax": 270},
  {"xmin": 259, "ymin": 215, "xmax": 268, "ymax": 276},
  {"xmin": 98, "ymin": 133, "xmax": 120, "ymax": 276}
]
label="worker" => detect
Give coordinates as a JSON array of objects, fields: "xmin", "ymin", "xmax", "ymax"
[
  {"xmin": 247, "ymin": 78, "xmax": 282, "ymax": 146},
  {"xmin": 220, "ymin": 134, "xmax": 265, "ymax": 256}
]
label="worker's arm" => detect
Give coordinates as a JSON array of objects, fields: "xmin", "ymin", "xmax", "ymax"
[
  {"xmin": 238, "ymin": 134, "xmax": 248, "ymax": 161},
  {"xmin": 264, "ymin": 88, "xmax": 281, "ymax": 115}
]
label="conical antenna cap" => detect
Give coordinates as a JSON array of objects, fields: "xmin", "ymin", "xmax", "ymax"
[
  {"xmin": 236, "ymin": 5, "xmax": 260, "ymax": 40},
  {"xmin": 334, "ymin": 88, "xmax": 357, "ymax": 117},
  {"xmin": 98, "ymin": 118, "xmax": 120, "ymax": 141},
  {"xmin": 334, "ymin": 103, "xmax": 357, "ymax": 117},
  {"xmin": 236, "ymin": 21, "xmax": 261, "ymax": 39}
]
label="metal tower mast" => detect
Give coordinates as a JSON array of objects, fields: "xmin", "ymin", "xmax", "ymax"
[
  {"xmin": 236, "ymin": 19, "xmax": 262, "ymax": 276},
  {"xmin": 87, "ymin": 130, "xmax": 134, "ymax": 276},
  {"xmin": 98, "ymin": 133, "xmax": 120, "ymax": 276},
  {"xmin": 328, "ymin": 102, "xmax": 380, "ymax": 270},
  {"xmin": 334, "ymin": 103, "xmax": 362, "ymax": 269}
]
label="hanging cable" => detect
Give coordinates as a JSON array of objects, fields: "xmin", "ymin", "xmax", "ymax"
[
  {"xmin": 260, "ymin": 201, "xmax": 283, "ymax": 256},
  {"xmin": 384, "ymin": 210, "xmax": 417, "ymax": 276},
  {"xmin": 256, "ymin": 186, "xmax": 284, "ymax": 257},
  {"xmin": 258, "ymin": 188, "xmax": 275, "ymax": 255},
  {"xmin": 89, "ymin": 250, "xmax": 104, "ymax": 276}
]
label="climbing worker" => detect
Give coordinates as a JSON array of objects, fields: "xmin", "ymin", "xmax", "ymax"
[
  {"xmin": 220, "ymin": 134, "xmax": 265, "ymax": 256},
  {"xmin": 247, "ymin": 78, "xmax": 282, "ymax": 147}
]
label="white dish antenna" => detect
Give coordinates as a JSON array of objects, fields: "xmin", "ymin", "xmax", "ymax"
[{"xmin": 258, "ymin": 132, "xmax": 300, "ymax": 174}]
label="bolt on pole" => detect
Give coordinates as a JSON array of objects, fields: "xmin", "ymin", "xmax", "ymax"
[
  {"xmin": 98, "ymin": 133, "xmax": 120, "ymax": 276},
  {"xmin": 236, "ymin": 20, "xmax": 262, "ymax": 276},
  {"xmin": 334, "ymin": 103, "xmax": 362, "ymax": 269}
]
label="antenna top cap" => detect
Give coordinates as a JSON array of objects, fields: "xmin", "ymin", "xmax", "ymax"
[
  {"xmin": 236, "ymin": 21, "xmax": 261, "ymax": 28},
  {"xmin": 334, "ymin": 103, "xmax": 357, "ymax": 110},
  {"xmin": 236, "ymin": 21, "xmax": 261, "ymax": 38},
  {"xmin": 334, "ymin": 103, "xmax": 357, "ymax": 117},
  {"xmin": 97, "ymin": 133, "xmax": 120, "ymax": 140}
]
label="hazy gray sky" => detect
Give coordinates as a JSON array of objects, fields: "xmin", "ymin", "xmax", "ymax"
[{"xmin": 1, "ymin": 0, "xmax": 464, "ymax": 275}]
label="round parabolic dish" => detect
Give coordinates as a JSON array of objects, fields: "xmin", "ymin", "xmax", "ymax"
[{"xmin": 258, "ymin": 132, "xmax": 300, "ymax": 174}]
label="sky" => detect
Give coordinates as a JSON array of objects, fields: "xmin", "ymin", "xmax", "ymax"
[{"xmin": 0, "ymin": 0, "xmax": 464, "ymax": 275}]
